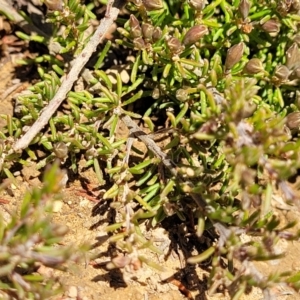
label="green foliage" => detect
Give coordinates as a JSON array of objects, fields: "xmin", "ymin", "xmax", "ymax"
[
  {"xmin": 0, "ymin": 162, "xmax": 82, "ymax": 299},
  {"xmin": 1, "ymin": 0, "xmax": 300, "ymax": 298}
]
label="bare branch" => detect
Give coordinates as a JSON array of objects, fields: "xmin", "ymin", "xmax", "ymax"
[
  {"xmin": 0, "ymin": 0, "xmax": 49, "ymax": 38},
  {"xmin": 13, "ymin": 0, "xmax": 125, "ymax": 151}
]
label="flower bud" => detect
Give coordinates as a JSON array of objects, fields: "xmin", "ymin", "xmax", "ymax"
[
  {"xmin": 243, "ymin": 58, "xmax": 264, "ymax": 74},
  {"xmin": 142, "ymin": 0, "xmax": 163, "ymax": 11},
  {"xmin": 277, "ymin": 1, "xmax": 290, "ymax": 16},
  {"xmin": 142, "ymin": 23, "xmax": 154, "ymax": 40},
  {"xmin": 152, "ymin": 27, "xmax": 162, "ymax": 42},
  {"xmin": 129, "ymin": 15, "xmax": 142, "ymax": 38},
  {"xmin": 286, "ymin": 43, "xmax": 300, "ymax": 70},
  {"xmin": 176, "ymin": 89, "xmax": 189, "ymax": 102},
  {"xmin": 183, "ymin": 25, "xmax": 208, "ymax": 46},
  {"xmin": 152, "ymin": 87, "xmax": 160, "ymax": 99},
  {"xmin": 53, "ymin": 142, "xmax": 68, "ymax": 159},
  {"xmin": 187, "ymin": 0, "xmax": 206, "ymax": 11},
  {"xmin": 44, "ymin": 0, "xmax": 63, "ymax": 11},
  {"xmin": 292, "ymin": 0, "xmax": 300, "ymax": 10},
  {"xmin": 286, "ymin": 112, "xmax": 300, "ymax": 130},
  {"xmin": 290, "ymin": 67, "xmax": 300, "ymax": 80},
  {"xmin": 238, "ymin": 0, "xmax": 250, "ymax": 20},
  {"xmin": 274, "ymin": 65, "xmax": 290, "ymax": 81},
  {"xmin": 133, "ymin": 37, "xmax": 145, "ymax": 49},
  {"xmin": 261, "ymin": 19, "xmax": 280, "ymax": 36},
  {"xmin": 225, "ymin": 42, "xmax": 244, "ymax": 71},
  {"xmin": 167, "ymin": 37, "xmax": 184, "ymax": 54}
]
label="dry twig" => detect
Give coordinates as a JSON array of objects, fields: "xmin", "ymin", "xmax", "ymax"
[
  {"xmin": 13, "ymin": 0, "xmax": 125, "ymax": 151},
  {"xmin": 0, "ymin": 0, "xmax": 49, "ymax": 38}
]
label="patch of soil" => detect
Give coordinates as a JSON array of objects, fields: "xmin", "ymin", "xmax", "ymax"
[{"xmin": 0, "ymin": 61, "xmax": 15, "ymax": 128}]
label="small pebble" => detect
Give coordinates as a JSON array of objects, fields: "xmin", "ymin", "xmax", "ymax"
[
  {"xmin": 52, "ymin": 200, "xmax": 63, "ymax": 213},
  {"xmin": 68, "ymin": 286, "xmax": 78, "ymax": 298},
  {"xmin": 37, "ymin": 265, "xmax": 53, "ymax": 277},
  {"xmin": 10, "ymin": 183, "xmax": 17, "ymax": 190},
  {"xmin": 80, "ymin": 199, "xmax": 90, "ymax": 207}
]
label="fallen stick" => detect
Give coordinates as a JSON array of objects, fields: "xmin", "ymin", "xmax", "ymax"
[
  {"xmin": 13, "ymin": 0, "xmax": 125, "ymax": 151},
  {"xmin": 0, "ymin": 0, "xmax": 49, "ymax": 38}
]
